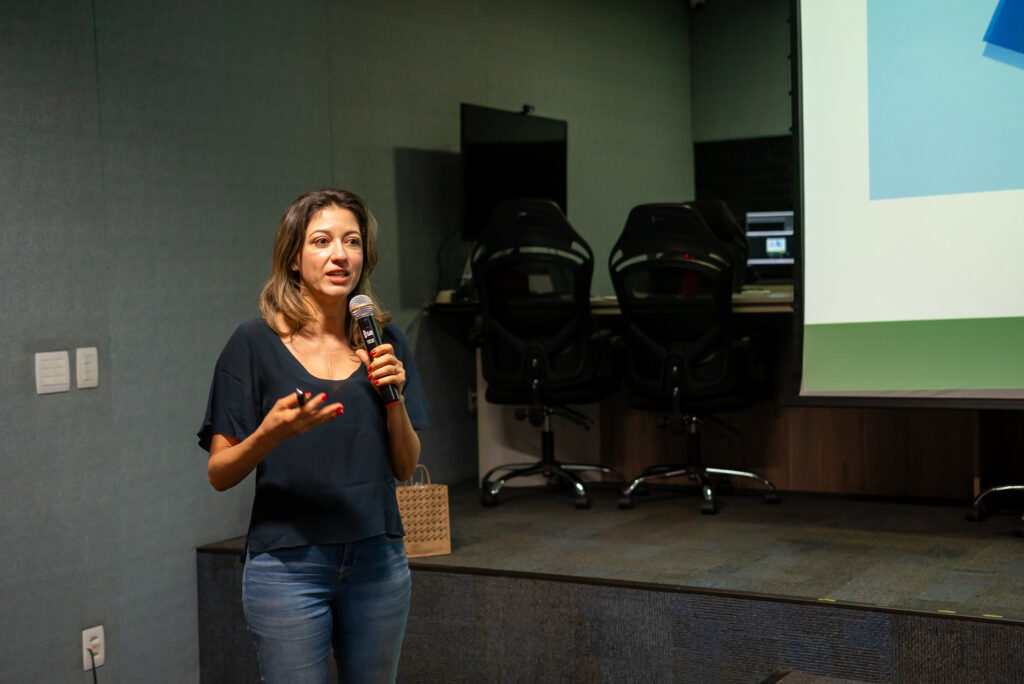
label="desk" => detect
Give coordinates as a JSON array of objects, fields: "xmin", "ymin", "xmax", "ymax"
[
  {"xmin": 590, "ymin": 284, "xmax": 794, "ymax": 315},
  {"xmin": 431, "ymin": 283, "xmax": 795, "ymax": 314},
  {"xmin": 429, "ymin": 286, "xmax": 793, "ymax": 489}
]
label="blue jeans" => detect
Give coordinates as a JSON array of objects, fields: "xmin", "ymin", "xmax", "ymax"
[{"xmin": 242, "ymin": 536, "xmax": 412, "ymax": 683}]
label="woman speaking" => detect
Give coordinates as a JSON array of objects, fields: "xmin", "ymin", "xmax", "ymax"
[{"xmin": 198, "ymin": 188, "xmax": 429, "ymax": 682}]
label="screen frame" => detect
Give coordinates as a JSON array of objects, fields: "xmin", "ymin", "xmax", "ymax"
[{"xmin": 787, "ymin": 0, "xmax": 1024, "ymax": 409}]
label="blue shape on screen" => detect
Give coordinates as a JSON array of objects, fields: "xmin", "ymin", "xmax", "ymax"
[
  {"xmin": 868, "ymin": 0, "xmax": 1024, "ymax": 200},
  {"xmin": 985, "ymin": 0, "xmax": 1024, "ymax": 54},
  {"xmin": 985, "ymin": 42, "xmax": 1024, "ymax": 69}
]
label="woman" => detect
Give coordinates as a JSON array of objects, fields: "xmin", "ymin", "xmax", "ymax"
[{"xmin": 197, "ymin": 188, "xmax": 430, "ymax": 683}]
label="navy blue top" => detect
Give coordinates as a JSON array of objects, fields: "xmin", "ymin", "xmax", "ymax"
[{"xmin": 197, "ymin": 318, "xmax": 431, "ymax": 554}]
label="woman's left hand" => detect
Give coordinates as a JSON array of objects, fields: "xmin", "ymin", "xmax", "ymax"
[
  {"xmin": 357, "ymin": 342, "xmax": 419, "ymax": 479},
  {"xmin": 356, "ymin": 343, "xmax": 406, "ymax": 397}
]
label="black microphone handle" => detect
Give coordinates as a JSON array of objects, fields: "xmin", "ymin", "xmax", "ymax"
[{"xmin": 356, "ymin": 317, "xmax": 401, "ymax": 404}]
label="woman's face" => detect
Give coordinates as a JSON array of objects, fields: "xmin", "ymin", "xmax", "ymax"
[{"xmin": 293, "ymin": 205, "xmax": 364, "ymax": 305}]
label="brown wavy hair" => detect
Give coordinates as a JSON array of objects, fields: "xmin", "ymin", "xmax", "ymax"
[{"xmin": 259, "ymin": 189, "xmax": 391, "ymax": 347}]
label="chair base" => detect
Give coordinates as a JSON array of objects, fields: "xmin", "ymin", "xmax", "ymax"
[
  {"xmin": 966, "ymin": 485, "xmax": 1024, "ymax": 537},
  {"xmin": 481, "ymin": 460, "xmax": 621, "ymax": 509},
  {"xmin": 480, "ymin": 404, "xmax": 623, "ymax": 508},
  {"xmin": 618, "ymin": 465, "xmax": 779, "ymax": 514}
]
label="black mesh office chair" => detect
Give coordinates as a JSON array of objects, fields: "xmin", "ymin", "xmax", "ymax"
[
  {"xmin": 472, "ymin": 199, "xmax": 621, "ymax": 508},
  {"xmin": 609, "ymin": 203, "xmax": 779, "ymax": 513}
]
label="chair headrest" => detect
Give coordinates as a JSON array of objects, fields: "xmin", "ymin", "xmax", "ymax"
[
  {"xmin": 613, "ymin": 204, "xmax": 721, "ymax": 261},
  {"xmin": 479, "ymin": 198, "xmax": 590, "ymax": 258}
]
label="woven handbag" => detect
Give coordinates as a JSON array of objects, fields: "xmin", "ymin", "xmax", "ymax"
[{"xmin": 395, "ymin": 464, "xmax": 451, "ymax": 558}]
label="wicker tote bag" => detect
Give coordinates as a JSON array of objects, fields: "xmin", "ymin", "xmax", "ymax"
[{"xmin": 395, "ymin": 464, "xmax": 451, "ymax": 558}]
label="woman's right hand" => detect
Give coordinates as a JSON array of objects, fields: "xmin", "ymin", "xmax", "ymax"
[
  {"xmin": 207, "ymin": 391, "xmax": 343, "ymax": 491},
  {"xmin": 259, "ymin": 390, "xmax": 344, "ymax": 444}
]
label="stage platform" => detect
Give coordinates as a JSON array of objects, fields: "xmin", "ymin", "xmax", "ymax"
[
  {"xmin": 197, "ymin": 482, "xmax": 1024, "ymax": 683},
  {"xmin": 416, "ymin": 482, "xmax": 1024, "ymax": 621}
]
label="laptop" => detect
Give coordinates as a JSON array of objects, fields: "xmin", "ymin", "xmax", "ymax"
[{"xmin": 745, "ymin": 210, "xmax": 794, "ymax": 283}]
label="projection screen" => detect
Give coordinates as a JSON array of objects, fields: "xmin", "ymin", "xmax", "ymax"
[{"xmin": 798, "ymin": 0, "xmax": 1024, "ymax": 399}]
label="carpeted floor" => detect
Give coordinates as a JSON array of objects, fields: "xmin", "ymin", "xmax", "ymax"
[{"xmin": 411, "ymin": 481, "xmax": 1024, "ymax": 622}]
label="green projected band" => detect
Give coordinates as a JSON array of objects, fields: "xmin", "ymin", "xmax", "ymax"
[{"xmin": 802, "ymin": 317, "xmax": 1024, "ymax": 397}]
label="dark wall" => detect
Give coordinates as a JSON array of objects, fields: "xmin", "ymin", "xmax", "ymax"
[{"xmin": 693, "ymin": 135, "xmax": 795, "ymax": 220}]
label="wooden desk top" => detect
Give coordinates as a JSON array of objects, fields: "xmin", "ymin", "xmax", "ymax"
[
  {"xmin": 589, "ymin": 284, "xmax": 794, "ymax": 315},
  {"xmin": 428, "ymin": 285, "xmax": 794, "ymax": 315}
]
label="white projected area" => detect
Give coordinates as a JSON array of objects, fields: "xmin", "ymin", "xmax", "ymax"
[{"xmin": 801, "ymin": 1, "xmax": 1024, "ymax": 328}]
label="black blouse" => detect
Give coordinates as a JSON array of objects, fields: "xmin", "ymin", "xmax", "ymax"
[{"xmin": 197, "ymin": 318, "xmax": 430, "ymax": 554}]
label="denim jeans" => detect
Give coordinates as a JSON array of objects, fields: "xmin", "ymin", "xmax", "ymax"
[{"xmin": 242, "ymin": 536, "xmax": 412, "ymax": 683}]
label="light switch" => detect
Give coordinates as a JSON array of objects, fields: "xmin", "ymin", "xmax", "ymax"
[
  {"xmin": 76, "ymin": 347, "xmax": 99, "ymax": 389},
  {"xmin": 35, "ymin": 351, "xmax": 70, "ymax": 394}
]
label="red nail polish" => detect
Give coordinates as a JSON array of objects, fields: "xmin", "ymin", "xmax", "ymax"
[
  {"xmin": 304, "ymin": 391, "xmax": 311, "ymax": 398},
  {"xmin": 320, "ymin": 393, "xmax": 327, "ymax": 400},
  {"xmin": 373, "ymin": 380, "xmax": 379, "ymax": 385},
  {"xmin": 370, "ymin": 349, "xmax": 377, "ymax": 357},
  {"xmin": 336, "ymin": 406, "xmax": 344, "ymax": 415}
]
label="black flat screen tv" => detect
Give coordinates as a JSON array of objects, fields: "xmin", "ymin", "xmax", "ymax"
[{"xmin": 460, "ymin": 103, "xmax": 567, "ymax": 238}]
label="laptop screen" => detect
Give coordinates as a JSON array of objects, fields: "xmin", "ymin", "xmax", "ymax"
[{"xmin": 745, "ymin": 211, "xmax": 795, "ymax": 266}]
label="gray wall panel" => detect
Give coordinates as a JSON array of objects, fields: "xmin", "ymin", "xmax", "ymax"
[
  {"xmin": 0, "ymin": 1, "xmax": 694, "ymax": 680},
  {"xmin": 0, "ymin": 2, "xmax": 121, "ymax": 682},
  {"xmin": 95, "ymin": 0, "xmax": 334, "ymax": 680}
]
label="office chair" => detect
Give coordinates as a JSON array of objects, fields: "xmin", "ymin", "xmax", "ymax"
[
  {"xmin": 609, "ymin": 203, "xmax": 779, "ymax": 513},
  {"xmin": 472, "ymin": 198, "xmax": 621, "ymax": 508}
]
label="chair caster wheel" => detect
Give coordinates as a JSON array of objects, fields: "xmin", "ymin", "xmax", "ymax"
[
  {"xmin": 764, "ymin": 491, "xmax": 781, "ymax": 504},
  {"xmin": 618, "ymin": 496, "xmax": 635, "ymax": 509},
  {"xmin": 966, "ymin": 504, "xmax": 988, "ymax": 522},
  {"xmin": 700, "ymin": 501, "xmax": 718, "ymax": 515},
  {"xmin": 574, "ymin": 496, "xmax": 591, "ymax": 510},
  {"xmin": 481, "ymin": 489, "xmax": 498, "ymax": 507}
]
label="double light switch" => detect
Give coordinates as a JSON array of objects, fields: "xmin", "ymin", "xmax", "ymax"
[{"xmin": 34, "ymin": 347, "xmax": 99, "ymax": 394}]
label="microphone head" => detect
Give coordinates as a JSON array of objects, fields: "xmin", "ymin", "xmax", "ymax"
[{"xmin": 348, "ymin": 294, "xmax": 374, "ymax": 320}]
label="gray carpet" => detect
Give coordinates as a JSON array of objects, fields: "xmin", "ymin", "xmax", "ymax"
[{"xmin": 410, "ymin": 482, "xmax": 1024, "ymax": 622}]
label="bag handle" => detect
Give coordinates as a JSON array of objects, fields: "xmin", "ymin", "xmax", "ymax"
[{"xmin": 401, "ymin": 463, "xmax": 431, "ymax": 487}]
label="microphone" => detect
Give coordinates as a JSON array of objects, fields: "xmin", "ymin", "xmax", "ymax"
[{"xmin": 348, "ymin": 294, "xmax": 401, "ymax": 405}]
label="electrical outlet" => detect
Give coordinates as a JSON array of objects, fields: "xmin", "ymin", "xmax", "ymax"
[{"xmin": 82, "ymin": 625, "xmax": 105, "ymax": 671}]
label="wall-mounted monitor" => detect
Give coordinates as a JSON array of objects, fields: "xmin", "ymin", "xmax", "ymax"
[{"xmin": 460, "ymin": 103, "xmax": 567, "ymax": 239}]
